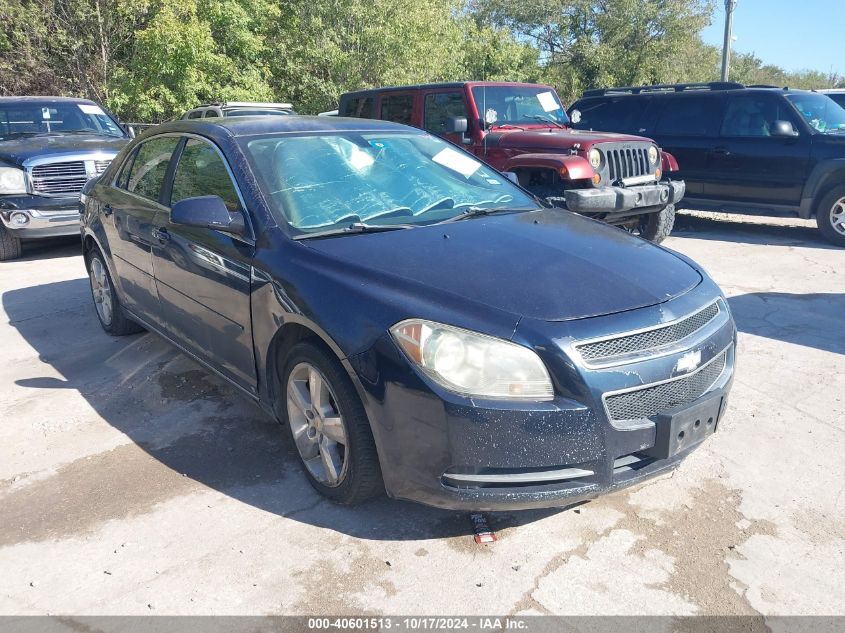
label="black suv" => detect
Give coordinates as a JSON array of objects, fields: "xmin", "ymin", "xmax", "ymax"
[
  {"xmin": 569, "ymin": 82, "xmax": 845, "ymax": 245},
  {"xmin": 0, "ymin": 97, "xmax": 130, "ymax": 260}
]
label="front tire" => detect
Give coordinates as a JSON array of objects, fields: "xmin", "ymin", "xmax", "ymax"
[
  {"xmin": 816, "ymin": 186, "xmax": 845, "ymax": 247},
  {"xmin": 281, "ymin": 342, "xmax": 383, "ymax": 505},
  {"xmin": 0, "ymin": 225, "xmax": 22, "ymax": 261},
  {"xmin": 627, "ymin": 204, "xmax": 676, "ymax": 244},
  {"xmin": 85, "ymin": 247, "xmax": 144, "ymax": 336}
]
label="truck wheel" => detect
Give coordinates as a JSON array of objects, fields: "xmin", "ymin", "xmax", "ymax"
[
  {"xmin": 85, "ymin": 246, "xmax": 144, "ymax": 336},
  {"xmin": 280, "ymin": 341, "xmax": 383, "ymax": 505},
  {"xmin": 816, "ymin": 186, "xmax": 845, "ymax": 247},
  {"xmin": 0, "ymin": 226, "xmax": 22, "ymax": 261},
  {"xmin": 628, "ymin": 204, "xmax": 675, "ymax": 244}
]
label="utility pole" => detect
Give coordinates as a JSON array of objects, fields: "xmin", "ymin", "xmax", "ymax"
[{"xmin": 720, "ymin": 0, "xmax": 738, "ymax": 81}]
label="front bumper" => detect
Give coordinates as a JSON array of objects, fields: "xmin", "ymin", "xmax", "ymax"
[
  {"xmin": 349, "ymin": 280, "xmax": 735, "ymax": 511},
  {"xmin": 0, "ymin": 195, "xmax": 81, "ymax": 239},
  {"xmin": 564, "ymin": 180, "xmax": 686, "ymax": 216}
]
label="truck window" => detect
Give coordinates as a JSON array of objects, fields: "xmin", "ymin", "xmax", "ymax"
[
  {"xmin": 340, "ymin": 96, "xmax": 374, "ymax": 119},
  {"xmin": 424, "ymin": 93, "xmax": 467, "ymax": 133},
  {"xmin": 380, "ymin": 94, "xmax": 414, "ymax": 125},
  {"xmin": 654, "ymin": 95, "xmax": 722, "ymax": 136}
]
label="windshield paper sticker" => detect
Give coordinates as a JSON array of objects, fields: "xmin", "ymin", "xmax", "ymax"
[
  {"xmin": 41, "ymin": 108, "xmax": 51, "ymax": 120},
  {"xmin": 432, "ymin": 147, "xmax": 481, "ymax": 178},
  {"xmin": 78, "ymin": 103, "xmax": 106, "ymax": 116},
  {"xmin": 536, "ymin": 91, "xmax": 560, "ymax": 113}
]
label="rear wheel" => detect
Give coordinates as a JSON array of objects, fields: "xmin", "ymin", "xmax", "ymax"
[
  {"xmin": 85, "ymin": 247, "xmax": 144, "ymax": 335},
  {"xmin": 0, "ymin": 226, "xmax": 22, "ymax": 261},
  {"xmin": 816, "ymin": 186, "xmax": 845, "ymax": 247},
  {"xmin": 622, "ymin": 204, "xmax": 675, "ymax": 244},
  {"xmin": 281, "ymin": 342, "xmax": 383, "ymax": 504}
]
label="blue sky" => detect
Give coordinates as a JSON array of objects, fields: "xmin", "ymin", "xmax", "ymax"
[{"xmin": 701, "ymin": 0, "xmax": 845, "ymax": 76}]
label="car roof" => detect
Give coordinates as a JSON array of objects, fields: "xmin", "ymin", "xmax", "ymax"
[
  {"xmin": 139, "ymin": 115, "xmax": 421, "ymax": 139},
  {"xmin": 575, "ymin": 86, "xmax": 820, "ymax": 103},
  {"xmin": 0, "ymin": 96, "xmax": 99, "ymax": 104},
  {"xmin": 342, "ymin": 81, "xmax": 553, "ymax": 98}
]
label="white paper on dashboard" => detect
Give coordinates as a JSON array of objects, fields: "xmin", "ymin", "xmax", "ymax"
[
  {"xmin": 536, "ymin": 91, "xmax": 560, "ymax": 113},
  {"xmin": 78, "ymin": 103, "xmax": 106, "ymax": 116},
  {"xmin": 432, "ymin": 147, "xmax": 481, "ymax": 178}
]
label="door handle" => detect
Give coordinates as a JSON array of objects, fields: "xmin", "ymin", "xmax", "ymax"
[
  {"xmin": 152, "ymin": 227, "xmax": 171, "ymax": 243},
  {"xmin": 712, "ymin": 147, "xmax": 732, "ymax": 156},
  {"xmin": 102, "ymin": 204, "xmax": 113, "ymax": 217}
]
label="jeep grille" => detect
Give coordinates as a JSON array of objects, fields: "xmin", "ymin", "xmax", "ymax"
[{"xmin": 605, "ymin": 146, "xmax": 651, "ymax": 182}]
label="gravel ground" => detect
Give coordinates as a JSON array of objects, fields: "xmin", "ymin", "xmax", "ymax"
[{"xmin": 0, "ymin": 211, "xmax": 843, "ymax": 618}]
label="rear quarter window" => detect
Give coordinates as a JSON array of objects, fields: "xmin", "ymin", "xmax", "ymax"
[
  {"xmin": 340, "ymin": 96, "xmax": 374, "ymax": 118},
  {"xmin": 654, "ymin": 95, "xmax": 723, "ymax": 136},
  {"xmin": 573, "ymin": 97, "xmax": 649, "ymax": 134},
  {"xmin": 380, "ymin": 94, "xmax": 414, "ymax": 125}
]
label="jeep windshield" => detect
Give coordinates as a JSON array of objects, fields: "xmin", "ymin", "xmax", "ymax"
[
  {"xmin": 786, "ymin": 93, "xmax": 845, "ymax": 133},
  {"xmin": 0, "ymin": 101, "xmax": 125, "ymax": 141},
  {"xmin": 244, "ymin": 131, "xmax": 538, "ymax": 234},
  {"xmin": 471, "ymin": 86, "xmax": 569, "ymax": 127}
]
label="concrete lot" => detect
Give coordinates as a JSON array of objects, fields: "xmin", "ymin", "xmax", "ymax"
[{"xmin": 1, "ymin": 212, "xmax": 843, "ymax": 617}]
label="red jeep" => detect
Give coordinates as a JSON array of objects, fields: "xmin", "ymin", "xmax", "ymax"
[{"xmin": 338, "ymin": 81, "xmax": 685, "ymax": 242}]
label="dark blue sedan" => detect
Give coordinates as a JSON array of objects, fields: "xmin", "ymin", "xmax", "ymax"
[{"xmin": 80, "ymin": 116, "xmax": 736, "ymax": 510}]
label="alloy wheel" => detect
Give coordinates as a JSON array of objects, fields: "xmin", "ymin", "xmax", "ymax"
[
  {"xmin": 89, "ymin": 257, "xmax": 113, "ymax": 326},
  {"xmin": 830, "ymin": 196, "xmax": 845, "ymax": 236},
  {"xmin": 286, "ymin": 362, "xmax": 349, "ymax": 486}
]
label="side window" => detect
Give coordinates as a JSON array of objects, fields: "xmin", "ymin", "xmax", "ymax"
[
  {"xmin": 340, "ymin": 97, "xmax": 374, "ymax": 118},
  {"xmin": 655, "ymin": 96, "xmax": 722, "ymax": 136},
  {"xmin": 186, "ymin": 110, "xmax": 203, "ymax": 119},
  {"xmin": 170, "ymin": 139, "xmax": 241, "ymax": 212},
  {"xmin": 720, "ymin": 95, "xmax": 795, "ymax": 137},
  {"xmin": 116, "ymin": 150, "xmax": 137, "ymax": 189},
  {"xmin": 574, "ymin": 97, "xmax": 649, "ymax": 134},
  {"xmin": 203, "ymin": 109, "xmax": 219, "ymax": 118},
  {"xmin": 380, "ymin": 94, "xmax": 414, "ymax": 125},
  {"xmin": 423, "ymin": 92, "xmax": 467, "ymax": 133},
  {"xmin": 126, "ymin": 136, "xmax": 180, "ymax": 202}
]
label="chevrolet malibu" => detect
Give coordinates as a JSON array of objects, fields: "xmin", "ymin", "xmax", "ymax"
[{"xmin": 80, "ymin": 117, "xmax": 736, "ymax": 510}]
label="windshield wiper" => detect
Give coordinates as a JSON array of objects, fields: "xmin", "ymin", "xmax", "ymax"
[
  {"xmin": 436, "ymin": 206, "xmax": 535, "ymax": 224},
  {"xmin": 293, "ymin": 222, "xmax": 415, "ymax": 240},
  {"xmin": 526, "ymin": 114, "xmax": 565, "ymax": 129}
]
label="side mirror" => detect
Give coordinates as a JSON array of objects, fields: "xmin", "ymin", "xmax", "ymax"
[
  {"xmin": 770, "ymin": 120, "xmax": 798, "ymax": 137},
  {"xmin": 124, "ymin": 124, "xmax": 136, "ymax": 139},
  {"xmin": 171, "ymin": 195, "xmax": 246, "ymax": 236},
  {"xmin": 445, "ymin": 116, "xmax": 468, "ymax": 134},
  {"xmin": 570, "ymin": 109, "xmax": 582, "ymax": 125}
]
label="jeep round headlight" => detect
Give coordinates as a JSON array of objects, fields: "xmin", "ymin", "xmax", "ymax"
[
  {"xmin": 648, "ymin": 146, "xmax": 659, "ymax": 165},
  {"xmin": 0, "ymin": 167, "xmax": 26, "ymax": 194},
  {"xmin": 391, "ymin": 319, "xmax": 554, "ymax": 401},
  {"xmin": 588, "ymin": 148, "xmax": 602, "ymax": 169}
]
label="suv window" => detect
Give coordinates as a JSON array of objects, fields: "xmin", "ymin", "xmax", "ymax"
[
  {"xmin": 340, "ymin": 96, "xmax": 374, "ymax": 118},
  {"xmin": 171, "ymin": 138, "xmax": 240, "ymax": 212},
  {"xmin": 126, "ymin": 136, "xmax": 180, "ymax": 201},
  {"xmin": 573, "ymin": 97, "xmax": 649, "ymax": 134},
  {"xmin": 654, "ymin": 95, "xmax": 721, "ymax": 136},
  {"xmin": 380, "ymin": 94, "xmax": 414, "ymax": 125},
  {"xmin": 186, "ymin": 110, "xmax": 203, "ymax": 119},
  {"xmin": 424, "ymin": 92, "xmax": 467, "ymax": 133},
  {"xmin": 721, "ymin": 94, "xmax": 796, "ymax": 137}
]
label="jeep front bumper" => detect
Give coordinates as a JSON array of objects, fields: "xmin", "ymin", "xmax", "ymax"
[{"xmin": 563, "ymin": 180, "xmax": 686, "ymax": 216}]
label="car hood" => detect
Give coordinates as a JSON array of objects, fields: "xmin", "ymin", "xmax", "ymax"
[
  {"xmin": 303, "ymin": 209, "xmax": 701, "ymax": 322},
  {"xmin": 0, "ymin": 134, "xmax": 128, "ymax": 165},
  {"xmin": 486, "ymin": 127, "xmax": 653, "ymax": 151}
]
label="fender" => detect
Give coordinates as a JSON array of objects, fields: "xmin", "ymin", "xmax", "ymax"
[
  {"xmin": 799, "ymin": 158, "xmax": 845, "ymax": 218},
  {"xmin": 661, "ymin": 150, "xmax": 680, "ymax": 173},
  {"xmin": 503, "ymin": 153, "xmax": 595, "ymax": 181}
]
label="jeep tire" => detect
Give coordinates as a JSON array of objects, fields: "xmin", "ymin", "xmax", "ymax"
[{"xmin": 627, "ymin": 204, "xmax": 675, "ymax": 244}]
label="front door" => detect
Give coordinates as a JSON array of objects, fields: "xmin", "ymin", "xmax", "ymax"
[
  {"xmin": 100, "ymin": 135, "xmax": 181, "ymax": 324},
  {"xmin": 150, "ymin": 137, "xmax": 257, "ymax": 392},
  {"xmin": 422, "ymin": 90, "xmax": 470, "ymax": 146}
]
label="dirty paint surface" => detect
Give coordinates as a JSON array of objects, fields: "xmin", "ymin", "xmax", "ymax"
[{"xmin": 1, "ymin": 212, "xmax": 844, "ymax": 615}]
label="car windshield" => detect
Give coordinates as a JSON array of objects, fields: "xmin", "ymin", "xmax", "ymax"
[
  {"xmin": 0, "ymin": 101, "xmax": 125, "ymax": 140},
  {"xmin": 244, "ymin": 131, "xmax": 538, "ymax": 233},
  {"xmin": 471, "ymin": 86, "xmax": 569, "ymax": 127},
  {"xmin": 786, "ymin": 93, "xmax": 845, "ymax": 133}
]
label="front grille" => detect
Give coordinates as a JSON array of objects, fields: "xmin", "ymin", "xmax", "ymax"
[
  {"xmin": 604, "ymin": 349, "xmax": 728, "ymax": 423},
  {"xmin": 605, "ymin": 146, "xmax": 651, "ymax": 182},
  {"xmin": 31, "ymin": 161, "xmax": 88, "ymax": 195},
  {"xmin": 94, "ymin": 160, "xmax": 110, "ymax": 174},
  {"xmin": 577, "ymin": 302, "xmax": 721, "ymax": 363}
]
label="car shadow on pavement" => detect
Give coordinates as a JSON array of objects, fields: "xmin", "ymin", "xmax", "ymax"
[
  {"xmin": 673, "ymin": 212, "xmax": 838, "ymax": 250},
  {"xmin": 727, "ymin": 292, "xmax": 845, "ymax": 356},
  {"xmin": 4, "ymin": 278, "xmax": 566, "ymax": 542},
  {"xmin": 5, "ymin": 236, "xmax": 82, "ymax": 262}
]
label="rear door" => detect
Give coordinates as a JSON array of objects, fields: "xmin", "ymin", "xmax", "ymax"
[
  {"xmin": 706, "ymin": 93, "xmax": 811, "ymax": 205},
  {"xmin": 100, "ymin": 135, "xmax": 181, "ymax": 325},
  {"xmin": 150, "ymin": 136, "xmax": 257, "ymax": 392},
  {"xmin": 649, "ymin": 93, "xmax": 726, "ymax": 197}
]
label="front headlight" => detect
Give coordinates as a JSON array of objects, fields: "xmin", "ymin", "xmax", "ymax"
[
  {"xmin": 648, "ymin": 146, "xmax": 659, "ymax": 165},
  {"xmin": 390, "ymin": 319, "xmax": 554, "ymax": 401},
  {"xmin": 588, "ymin": 148, "xmax": 602, "ymax": 169},
  {"xmin": 0, "ymin": 167, "xmax": 26, "ymax": 194}
]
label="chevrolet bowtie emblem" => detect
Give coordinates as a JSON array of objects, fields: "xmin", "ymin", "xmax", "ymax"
[{"xmin": 676, "ymin": 350, "xmax": 702, "ymax": 373}]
